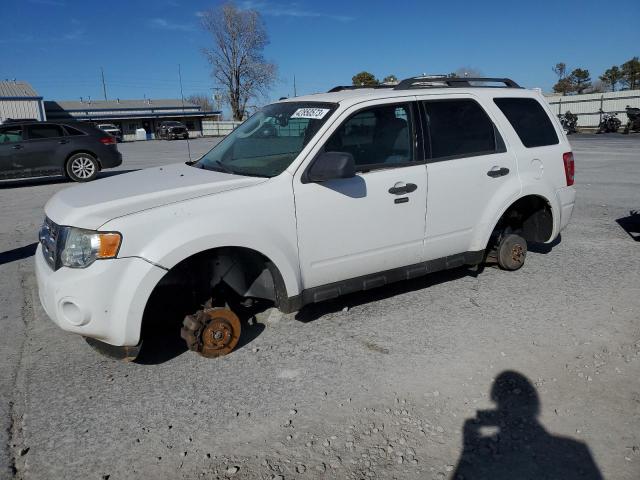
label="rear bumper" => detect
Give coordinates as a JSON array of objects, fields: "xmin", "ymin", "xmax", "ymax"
[
  {"xmin": 99, "ymin": 148, "xmax": 122, "ymax": 168},
  {"xmin": 556, "ymin": 186, "xmax": 576, "ymax": 233},
  {"xmin": 35, "ymin": 244, "xmax": 166, "ymax": 346}
]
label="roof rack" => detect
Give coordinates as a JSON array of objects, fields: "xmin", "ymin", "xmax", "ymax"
[
  {"xmin": 394, "ymin": 76, "xmax": 521, "ymax": 90},
  {"xmin": 327, "ymin": 76, "xmax": 521, "ymax": 93}
]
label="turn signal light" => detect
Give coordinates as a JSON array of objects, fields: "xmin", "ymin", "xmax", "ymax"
[{"xmin": 97, "ymin": 233, "xmax": 122, "ymax": 258}]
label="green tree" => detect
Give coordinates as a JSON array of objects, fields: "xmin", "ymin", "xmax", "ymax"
[
  {"xmin": 382, "ymin": 74, "xmax": 398, "ymax": 84},
  {"xmin": 621, "ymin": 57, "xmax": 640, "ymax": 90},
  {"xmin": 599, "ymin": 66, "xmax": 624, "ymax": 92},
  {"xmin": 570, "ymin": 68, "xmax": 591, "ymax": 94},
  {"xmin": 553, "ymin": 77, "xmax": 573, "ymax": 95},
  {"xmin": 352, "ymin": 71, "xmax": 379, "ymax": 86}
]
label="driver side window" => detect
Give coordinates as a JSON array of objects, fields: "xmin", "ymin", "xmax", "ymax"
[
  {"xmin": 0, "ymin": 126, "xmax": 23, "ymax": 144},
  {"xmin": 325, "ymin": 103, "xmax": 416, "ymax": 170}
]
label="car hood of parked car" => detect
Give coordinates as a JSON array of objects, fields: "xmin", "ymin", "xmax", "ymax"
[{"xmin": 45, "ymin": 163, "xmax": 268, "ymax": 230}]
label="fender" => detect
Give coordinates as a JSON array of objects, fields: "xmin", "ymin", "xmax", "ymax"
[{"xmin": 101, "ymin": 175, "xmax": 303, "ymax": 298}]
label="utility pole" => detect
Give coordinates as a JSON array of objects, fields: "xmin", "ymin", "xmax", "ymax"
[
  {"xmin": 293, "ymin": 75, "xmax": 297, "ymax": 97},
  {"xmin": 100, "ymin": 67, "xmax": 108, "ymax": 101}
]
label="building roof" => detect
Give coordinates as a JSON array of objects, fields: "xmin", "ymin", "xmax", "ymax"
[
  {"xmin": 44, "ymin": 99, "xmax": 201, "ymax": 112},
  {"xmin": 0, "ymin": 80, "xmax": 40, "ymax": 99}
]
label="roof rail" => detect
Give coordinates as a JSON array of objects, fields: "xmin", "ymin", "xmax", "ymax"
[
  {"xmin": 394, "ymin": 76, "xmax": 521, "ymax": 90},
  {"xmin": 328, "ymin": 84, "xmax": 395, "ymax": 93}
]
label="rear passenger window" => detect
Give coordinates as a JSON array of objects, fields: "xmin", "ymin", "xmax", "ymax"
[
  {"xmin": 26, "ymin": 124, "xmax": 64, "ymax": 139},
  {"xmin": 63, "ymin": 125, "xmax": 86, "ymax": 136},
  {"xmin": 494, "ymin": 98, "xmax": 558, "ymax": 148},
  {"xmin": 423, "ymin": 99, "xmax": 503, "ymax": 160}
]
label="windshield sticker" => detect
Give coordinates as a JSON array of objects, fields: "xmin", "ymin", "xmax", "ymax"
[{"xmin": 291, "ymin": 108, "xmax": 330, "ymax": 120}]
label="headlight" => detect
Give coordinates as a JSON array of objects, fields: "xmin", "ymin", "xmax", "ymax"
[{"xmin": 60, "ymin": 227, "xmax": 122, "ymax": 268}]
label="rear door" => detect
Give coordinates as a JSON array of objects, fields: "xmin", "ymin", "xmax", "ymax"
[
  {"xmin": 23, "ymin": 123, "xmax": 67, "ymax": 175},
  {"xmin": 0, "ymin": 125, "xmax": 24, "ymax": 178},
  {"xmin": 420, "ymin": 95, "xmax": 520, "ymax": 259}
]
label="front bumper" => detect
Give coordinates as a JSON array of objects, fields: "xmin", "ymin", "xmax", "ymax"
[{"xmin": 35, "ymin": 245, "xmax": 166, "ymax": 346}]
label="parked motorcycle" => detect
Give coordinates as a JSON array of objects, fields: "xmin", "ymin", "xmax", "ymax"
[
  {"xmin": 558, "ymin": 111, "xmax": 578, "ymax": 134},
  {"xmin": 597, "ymin": 111, "xmax": 622, "ymax": 134},
  {"xmin": 623, "ymin": 106, "xmax": 640, "ymax": 134}
]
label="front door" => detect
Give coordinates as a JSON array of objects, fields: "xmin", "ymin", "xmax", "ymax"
[
  {"xmin": 0, "ymin": 125, "xmax": 25, "ymax": 178},
  {"xmin": 293, "ymin": 101, "xmax": 427, "ymax": 289}
]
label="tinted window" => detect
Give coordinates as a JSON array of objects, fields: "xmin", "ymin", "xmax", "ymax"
[
  {"xmin": 0, "ymin": 126, "xmax": 23, "ymax": 143},
  {"xmin": 63, "ymin": 125, "xmax": 86, "ymax": 136},
  {"xmin": 26, "ymin": 124, "xmax": 64, "ymax": 139},
  {"xmin": 325, "ymin": 104, "xmax": 414, "ymax": 169},
  {"xmin": 424, "ymin": 99, "xmax": 499, "ymax": 160},
  {"xmin": 494, "ymin": 98, "xmax": 559, "ymax": 148}
]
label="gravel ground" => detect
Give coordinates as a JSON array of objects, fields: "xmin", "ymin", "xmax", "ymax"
[{"xmin": 0, "ymin": 135, "xmax": 639, "ymax": 480}]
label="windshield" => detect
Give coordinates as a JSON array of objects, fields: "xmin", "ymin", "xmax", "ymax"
[
  {"xmin": 164, "ymin": 121, "xmax": 182, "ymax": 126},
  {"xmin": 194, "ymin": 101, "xmax": 337, "ymax": 178}
]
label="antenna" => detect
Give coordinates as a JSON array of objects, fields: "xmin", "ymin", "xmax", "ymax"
[
  {"xmin": 101, "ymin": 67, "xmax": 108, "ymax": 101},
  {"xmin": 293, "ymin": 75, "xmax": 297, "ymax": 97},
  {"xmin": 178, "ymin": 64, "xmax": 192, "ymax": 162}
]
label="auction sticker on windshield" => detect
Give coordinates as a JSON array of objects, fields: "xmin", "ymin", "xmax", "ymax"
[{"xmin": 291, "ymin": 108, "xmax": 330, "ymax": 120}]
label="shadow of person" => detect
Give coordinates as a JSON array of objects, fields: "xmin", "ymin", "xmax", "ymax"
[{"xmin": 453, "ymin": 371, "xmax": 603, "ymax": 480}]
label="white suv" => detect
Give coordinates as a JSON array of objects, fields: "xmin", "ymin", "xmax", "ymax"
[{"xmin": 35, "ymin": 76, "xmax": 576, "ymax": 359}]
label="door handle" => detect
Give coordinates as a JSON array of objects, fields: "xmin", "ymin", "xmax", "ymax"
[
  {"xmin": 487, "ymin": 167, "xmax": 510, "ymax": 178},
  {"xmin": 388, "ymin": 182, "xmax": 417, "ymax": 195},
  {"xmin": 59, "ymin": 139, "xmax": 70, "ymax": 144},
  {"xmin": 12, "ymin": 145, "xmax": 24, "ymax": 150}
]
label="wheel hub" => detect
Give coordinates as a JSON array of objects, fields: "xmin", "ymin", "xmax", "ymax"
[
  {"xmin": 511, "ymin": 244, "xmax": 525, "ymax": 263},
  {"xmin": 199, "ymin": 308, "xmax": 241, "ymax": 358}
]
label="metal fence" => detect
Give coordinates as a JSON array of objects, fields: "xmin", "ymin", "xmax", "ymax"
[
  {"xmin": 544, "ymin": 89, "xmax": 640, "ymax": 128},
  {"xmin": 202, "ymin": 120, "xmax": 243, "ymax": 136}
]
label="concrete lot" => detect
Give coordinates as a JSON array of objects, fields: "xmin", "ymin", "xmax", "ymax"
[{"xmin": 1, "ymin": 135, "xmax": 639, "ymax": 480}]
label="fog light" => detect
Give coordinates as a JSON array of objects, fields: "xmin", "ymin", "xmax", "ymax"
[{"xmin": 60, "ymin": 300, "xmax": 88, "ymax": 326}]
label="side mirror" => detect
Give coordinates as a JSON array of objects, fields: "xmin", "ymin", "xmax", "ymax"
[{"xmin": 306, "ymin": 151, "xmax": 356, "ymax": 183}]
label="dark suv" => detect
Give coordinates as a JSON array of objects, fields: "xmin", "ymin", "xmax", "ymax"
[
  {"xmin": 0, "ymin": 121, "xmax": 122, "ymax": 182},
  {"xmin": 156, "ymin": 121, "xmax": 189, "ymax": 140}
]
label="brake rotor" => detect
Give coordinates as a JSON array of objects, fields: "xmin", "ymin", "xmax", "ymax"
[
  {"xmin": 199, "ymin": 308, "xmax": 241, "ymax": 358},
  {"xmin": 511, "ymin": 243, "xmax": 525, "ymax": 264}
]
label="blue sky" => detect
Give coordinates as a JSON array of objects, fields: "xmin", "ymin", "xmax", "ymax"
[{"xmin": 2, "ymin": 0, "xmax": 639, "ymax": 112}]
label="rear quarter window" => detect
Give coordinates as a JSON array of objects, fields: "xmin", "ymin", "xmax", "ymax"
[{"xmin": 494, "ymin": 97, "xmax": 559, "ymax": 148}]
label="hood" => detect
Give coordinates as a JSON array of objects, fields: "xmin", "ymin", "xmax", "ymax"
[{"xmin": 45, "ymin": 163, "xmax": 268, "ymax": 229}]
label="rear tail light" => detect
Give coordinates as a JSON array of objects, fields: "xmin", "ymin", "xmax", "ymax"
[
  {"xmin": 563, "ymin": 152, "xmax": 575, "ymax": 186},
  {"xmin": 99, "ymin": 136, "xmax": 116, "ymax": 145}
]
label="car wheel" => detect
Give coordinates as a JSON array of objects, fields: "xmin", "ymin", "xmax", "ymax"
[
  {"xmin": 496, "ymin": 233, "xmax": 527, "ymax": 271},
  {"xmin": 66, "ymin": 153, "xmax": 99, "ymax": 182}
]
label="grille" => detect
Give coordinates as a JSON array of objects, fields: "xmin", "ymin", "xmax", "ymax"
[{"xmin": 39, "ymin": 217, "xmax": 64, "ymax": 271}]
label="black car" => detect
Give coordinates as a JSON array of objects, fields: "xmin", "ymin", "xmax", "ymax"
[
  {"xmin": 0, "ymin": 121, "xmax": 122, "ymax": 182},
  {"xmin": 156, "ymin": 121, "xmax": 189, "ymax": 140}
]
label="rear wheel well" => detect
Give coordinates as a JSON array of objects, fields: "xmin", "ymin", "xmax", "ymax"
[{"xmin": 492, "ymin": 195, "xmax": 553, "ymax": 243}]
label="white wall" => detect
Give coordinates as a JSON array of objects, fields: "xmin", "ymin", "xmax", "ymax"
[
  {"xmin": 544, "ymin": 90, "xmax": 640, "ymax": 127},
  {"xmin": 0, "ymin": 99, "xmax": 45, "ymax": 122}
]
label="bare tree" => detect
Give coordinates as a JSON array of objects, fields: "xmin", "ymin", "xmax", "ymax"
[
  {"xmin": 200, "ymin": 3, "xmax": 277, "ymax": 120},
  {"xmin": 552, "ymin": 62, "xmax": 567, "ymax": 81},
  {"xmin": 186, "ymin": 93, "xmax": 213, "ymax": 111}
]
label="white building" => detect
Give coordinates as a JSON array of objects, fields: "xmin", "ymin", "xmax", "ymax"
[{"xmin": 0, "ymin": 80, "xmax": 46, "ymax": 123}]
